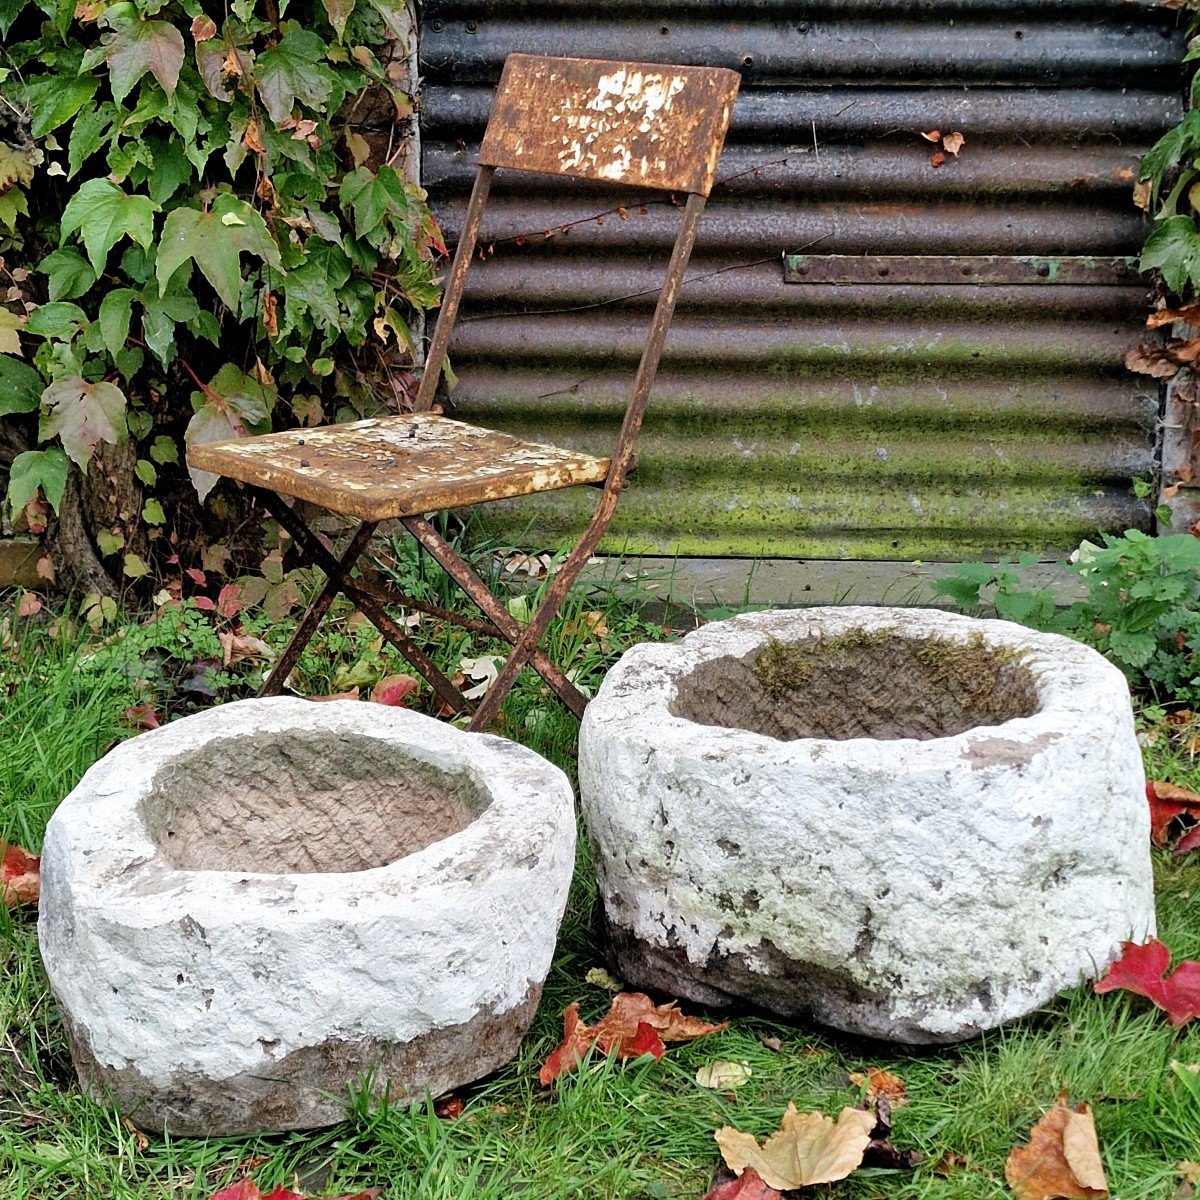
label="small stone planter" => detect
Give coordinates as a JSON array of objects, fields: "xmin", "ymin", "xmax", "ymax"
[
  {"xmin": 579, "ymin": 607, "xmax": 1154, "ymax": 1044},
  {"xmin": 38, "ymin": 698, "xmax": 575, "ymax": 1135}
]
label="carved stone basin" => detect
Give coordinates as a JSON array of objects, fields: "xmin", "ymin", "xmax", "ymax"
[
  {"xmin": 38, "ymin": 697, "xmax": 575, "ymax": 1134},
  {"xmin": 579, "ymin": 607, "xmax": 1154, "ymax": 1044}
]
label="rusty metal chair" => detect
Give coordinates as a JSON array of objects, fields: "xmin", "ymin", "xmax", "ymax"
[{"xmin": 188, "ymin": 53, "xmax": 740, "ymax": 731}]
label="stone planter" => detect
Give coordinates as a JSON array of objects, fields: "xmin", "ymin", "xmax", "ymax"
[
  {"xmin": 38, "ymin": 698, "xmax": 575, "ymax": 1135},
  {"xmin": 579, "ymin": 607, "xmax": 1154, "ymax": 1044}
]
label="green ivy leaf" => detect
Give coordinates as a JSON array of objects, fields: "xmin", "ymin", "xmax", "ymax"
[
  {"xmin": 141, "ymin": 497, "xmax": 166, "ymax": 524},
  {"xmin": 321, "ymin": 0, "xmax": 354, "ymax": 40},
  {"xmin": 145, "ymin": 135, "xmax": 193, "ymax": 204},
  {"xmin": 99, "ymin": 287, "xmax": 136, "ymax": 359},
  {"xmin": 134, "ymin": 458, "xmax": 157, "ymax": 486},
  {"xmin": 60, "ymin": 178, "xmax": 157, "ymax": 274},
  {"xmin": 67, "ymin": 103, "xmax": 116, "ymax": 179},
  {"xmin": 7, "ymin": 447, "xmax": 69, "ymax": 516},
  {"xmin": 0, "ymin": 355, "xmax": 44, "ymax": 418},
  {"xmin": 149, "ymin": 434, "xmax": 178, "ymax": 464},
  {"xmin": 185, "ymin": 363, "xmax": 276, "ymax": 499},
  {"xmin": 157, "ymin": 193, "xmax": 283, "ymax": 310},
  {"xmin": 254, "ymin": 25, "xmax": 335, "ymax": 123},
  {"xmin": 1142, "ymin": 215, "xmax": 1200, "ymax": 296},
  {"xmin": 27, "ymin": 76, "xmax": 99, "ymax": 139},
  {"xmin": 123, "ymin": 551, "xmax": 150, "ymax": 578},
  {"xmin": 38, "ymin": 376, "xmax": 129, "ymax": 467},
  {"xmin": 105, "ymin": 19, "xmax": 186, "ymax": 105},
  {"xmin": 96, "ymin": 528, "xmax": 124, "ymax": 557},
  {"xmin": 24, "ymin": 302, "xmax": 87, "ymax": 339},
  {"xmin": 43, "ymin": 247, "xmax": 97, "ymax": 302},
  {"xmin": 0, "ymin": 0, "xmax": 30, "ymax": 37},
  {"xmin": 338, "ymin": 164, "xmax": 411, "ymax": 243}
]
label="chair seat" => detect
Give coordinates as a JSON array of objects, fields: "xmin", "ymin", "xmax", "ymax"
[{"xmin": 187, "ymin": 413, "xmax": 612, "ymax": 521}]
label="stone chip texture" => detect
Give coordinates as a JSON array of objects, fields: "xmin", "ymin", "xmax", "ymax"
[
  {"xmin": 579, "ymin": 607, "xmax": 1155, "ymax": 1044},
  {"xmin": 38, "ymin": 698, "xmax": 576, "ymax": 1134}
]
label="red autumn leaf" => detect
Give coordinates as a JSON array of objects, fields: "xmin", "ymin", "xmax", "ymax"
[
  {"xmin": 920, "ymin": 129, "xmax": 942, "ymax": 142},
  {"xmin": 1146, "ymin": 781, "xmax": 1200, "ymax": 848},
  {"xmin": 216, "ymin": 583, "xmax": 244, "ymax": 619},
  {"xmin": 185, "ymin": 567, "xmax": 207, "ymax": 586},
  {"xmin": 1175, "ymin": 825, "xmax": 1200, "ymax": 857},
  {"xmin": 434, "ymin": 1094, "xmax": 464, "ymax": 1119},
  {"xmin": 123, "ymin": 704, "xmax": 162, "ymax": 731},
  {"xmin": 1095, "ymin": 939, "xmax": 1200, "ymax": 1026},
  {"xmin": 539, "ymin": 992, "xmax": 727, "ymax": 1084},
  {"xmin": 210, "ymin": 1181, "xmax": 381, "ymax": 1200},
  {"xmin": 2, "ymin": 842, "xmax": 40, "ymax": 907},
  {"xmin": 370, "ymin": 674, "xmax": 420, "ymax": 707},
  {"xmin": 930, "ymin": 151, "xmax": 947, "ymax": 168},
  {"xmin": 192, "ymin": 596, "xmax": 217, "ymax": 612},
  {"xmin": 702, "ymin": 1168, "xmax": 784, "ymax": 1200}
]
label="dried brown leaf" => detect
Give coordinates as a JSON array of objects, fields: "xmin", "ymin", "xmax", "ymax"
[
  {"xmin": 849, "ymin": 1067, "xmax": 908, "ymax": 1106},
  {"xmin": 1004, "ymin": 1097, "xmax": 1108, "ymax": 1200},
  {"xmin": 715, "ymin": 1104, "xmax": 876, "ymax": 1190}
]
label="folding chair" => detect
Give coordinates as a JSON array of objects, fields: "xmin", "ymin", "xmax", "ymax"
[{"xmin": 188, "ymin": 53, "xmax": 740, "ymax": 731}]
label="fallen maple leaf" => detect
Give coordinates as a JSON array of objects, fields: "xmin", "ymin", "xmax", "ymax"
[
  {"xmin": 1004, "ymin": 1095, "xmax": 1107, "ymax": 1200},
  {"xmin": 219, "ymin": 630, "xmax": 270, "ymax": 667},
  {"xmin": 849, "ymin": 1067, "xmax": 907, "ymax": 1107},
  {"xmin": 701, "ymin": 1168, "xmax": 782, "ymax": 1200},
  {"xmin": 942, "ymin": 131, "xmax": 965, "ymax": 155},
  {"xmin": 2, "ymin": 842, "xmax": 40, "ymax": 907},
  {"xmin": 715, "ymin": 1104, "xmax": 876, "ymax": 1190},
  {"xmin": 1147, "ymin": 781, "xmax": 1200, "ymax": 849},
  {"xmin": 123, "ymin": 704, "xmax": 162, "ymax": 731},
  {"xmin": 1095, "ymin": 939, "xmax": 1200, "ymax": 1027},
  {"xmin": 539, "ymin": 992, "xmax": 727, "ymax": 1084},
  {"xmin": 370, "ymin": 674, "xmax": 419, "ymax": 707},
  {"xmin": 930, "ymin": 150, "xmax": 947, "ymax": 168},
  {"xmin": 210, "ymin": 1182, "xmax": 381, "ymax": 1200}
]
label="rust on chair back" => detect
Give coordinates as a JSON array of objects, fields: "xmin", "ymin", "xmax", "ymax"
[{"xmin": 479, "ymin": 54, "xmax": 740, "ymax": 196}]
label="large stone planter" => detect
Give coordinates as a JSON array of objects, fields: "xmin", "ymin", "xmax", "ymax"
[
  {"xmin": 579, "ymin": 607, "xmax": 1154, "ymax": 1044},
  {"xmin": 38, "ymin": 698, "xmax": 575, "ymax": 1135}
]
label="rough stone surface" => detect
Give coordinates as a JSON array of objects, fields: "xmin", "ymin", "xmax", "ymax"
[
  {"xmin": 578, "ymin": 607, "xmax": 1155, "ymax": 1044},
  {"xmin": 38, "ymin": 698, "xmax": 576, "ymax": 1134}
]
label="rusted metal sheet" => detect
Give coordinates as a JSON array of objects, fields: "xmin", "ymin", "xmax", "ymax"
[
  {"xmin": 423, "ymin": 16, "xmax": 1179, "ymax": 85},
  {"xmin": 419, "ymin": 0, "xmax": 1180, "ymax": 560},
  {"xmin": 478, "ymin": 54, "xmax": 739, "ymax": 194},
  {"xmin": 782, "ymin": 255, "xmax": 1141, "ymax": 286},
  {"xmin": 187, "ymin": 414, "xmax": 610, "ymax": 521}
]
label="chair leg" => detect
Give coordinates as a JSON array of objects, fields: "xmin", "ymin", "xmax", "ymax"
[
  {"xmin": 252, "ymin": 491, "xmax": 473, "ymax": 716},
  {"xmin": 401, "ymin": 516, "xmax": 588, "ymax": 721},
  {"xmin": 259, "ymin": 521, "xmax": 378, "ymax": 697}
]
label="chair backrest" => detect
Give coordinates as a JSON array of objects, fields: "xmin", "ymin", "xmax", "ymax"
[
  {"xmin": 415, "ymin": 53, "xmax": 739, "ymax": 474},
  {"xmin": 478, "ymin": 54, "xmax": 740, "ymax": 197}
]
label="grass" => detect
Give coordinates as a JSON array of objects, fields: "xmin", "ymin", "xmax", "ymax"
[{"xmin": 3, "ymin": 544, "xmax": 1200, "ymax": 1200}]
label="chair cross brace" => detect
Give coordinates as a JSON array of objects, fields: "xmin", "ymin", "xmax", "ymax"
[{"xmin": 252, "ymin": 486, "xmax": 589, "ymax": 728}]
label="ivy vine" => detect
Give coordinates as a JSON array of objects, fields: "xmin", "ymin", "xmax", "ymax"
[{"xmin": 0, "ymin": 0, "xmax": 442, "ymax": 571}]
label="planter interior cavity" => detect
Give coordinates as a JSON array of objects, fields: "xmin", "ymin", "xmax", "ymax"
[
  {"xmin": 144, "ymin": 730, "xmax": 489, "ymax": 873},
  {"xmin": 671, "ymin": 630, "xmax": 1039, "ymax": 742}
]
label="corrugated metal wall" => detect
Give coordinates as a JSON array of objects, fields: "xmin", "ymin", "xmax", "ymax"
[{"xmin": 419, "ymin": 0, "xmax": 1182, "ymax": 559}]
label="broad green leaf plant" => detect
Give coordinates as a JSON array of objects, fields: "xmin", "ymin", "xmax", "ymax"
[
  {"xmin": 0, "ymin": 0, "xmax": 443, "ymax": 548},
  {"xmin": 1139, "ymin": 2, "xmax": 1200, "ymax": 298}
]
